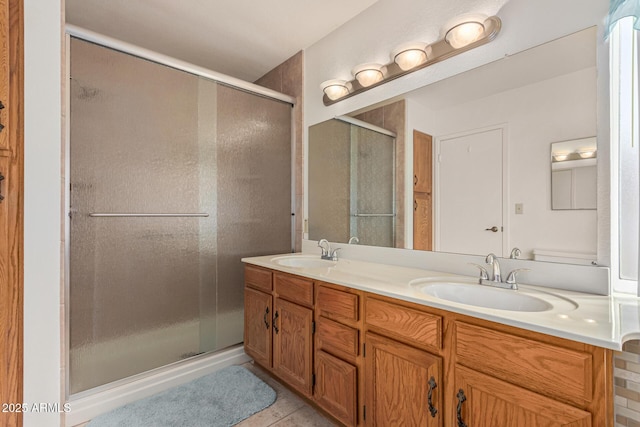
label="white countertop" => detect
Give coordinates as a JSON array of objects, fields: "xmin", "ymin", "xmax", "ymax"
[{"xmin": 242, "ymin": 253, "xmax": 640, "ymax": 350}]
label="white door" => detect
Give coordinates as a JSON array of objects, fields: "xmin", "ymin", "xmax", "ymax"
[{"xmin": 435, "ymin": 127, "xmax": 504, "ymax": 256}]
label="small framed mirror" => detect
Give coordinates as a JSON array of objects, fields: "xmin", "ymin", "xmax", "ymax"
[{"xmin": 550, "ymin": 137, "xmax": 597, "ymax": 210}]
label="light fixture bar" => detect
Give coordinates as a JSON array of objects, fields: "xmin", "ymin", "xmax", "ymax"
[{"xmin": 322, "ymin": 16, "xmax": 501, "ymax": 106}]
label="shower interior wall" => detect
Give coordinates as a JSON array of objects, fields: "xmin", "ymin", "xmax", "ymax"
[{"xmin": 68, "ymin": 38, "xmax": 292, "ymax": 394}]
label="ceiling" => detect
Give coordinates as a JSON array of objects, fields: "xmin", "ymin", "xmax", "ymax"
[{"xmin": 65, "ymin": 0, "xmax": 380, "ymax": 82}]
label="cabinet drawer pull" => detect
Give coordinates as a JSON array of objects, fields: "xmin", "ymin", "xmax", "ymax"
[
  {"xmin": 414, "ymin": 174, "xmax": 418, "ymax": 186},
  {"xmin": 0, "ymin": 171, "xmax": 4, "ymax": 202},
  {"xmin": 427, "ymin": 376, "xmax": 437, "ymax": 417},
  {"xmin": 273, "ymin": 311, "xmax": 279, "ymax": 334},
  {"xmin": 456, "ymin": 389, "xmax": 467, "ymax": 427},
  {"xmin": 263, "ymin": 306, "xmax": 270, "ymax": 329},
  {"xmin": 0, "ymin": 100, "xmax": 4, "ymax": 133}
]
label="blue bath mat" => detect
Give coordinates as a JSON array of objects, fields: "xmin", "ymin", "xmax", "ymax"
[{"xmin": 87, "ymin": 365, "xmax": 276, "ymax": 427}]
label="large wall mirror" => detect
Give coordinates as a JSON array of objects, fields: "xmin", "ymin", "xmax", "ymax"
[{"xmin": 308, "ymin": 26, "xmax": 597, "ymax": 265}]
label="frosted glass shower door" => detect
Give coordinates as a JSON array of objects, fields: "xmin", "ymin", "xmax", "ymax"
[
  {"xmin": 349, "ymin": 125, "xmax": 396, "ymax": 247},
  {"xmin": 69, "ymin": 38, "xmax": 291, "ymax": 394}
]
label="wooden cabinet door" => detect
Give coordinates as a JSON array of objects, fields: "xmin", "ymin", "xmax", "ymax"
[
  {"xmin": 315, "ymin": 350, "xmax": 358, "ymax": 427},
  {"xmin": 413, "ymin": 130, "xmax": 433, "ymax": 193},
  {"xmin": 413, "ymin": 191, "xmax": 432, "ymax": 250},
  {"xmin": 454, "ymin": 365, "xmax": 591, "ymax": 427},
  {"xmin": 0, "ymin": 0, "xmax": 9, "ymax": 151},
  {"xmin": 365, "ymin": 332, "xmax": 442, "ymax": 426},
  {"xmin": 273, "ymin": 297, "xmax": 313, "ymax": 396},
  {"xmin": 244, "ymin": 287, "xmax": 272, "ymax": 368}
]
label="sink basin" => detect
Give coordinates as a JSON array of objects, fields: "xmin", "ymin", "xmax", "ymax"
[
  {"xmin": 271, "ymin": 255, "xmax": 336, "ymax": 269},
  {"xmin": 414, "ymin": 280, "xmax": 553, "ymax": 312}
]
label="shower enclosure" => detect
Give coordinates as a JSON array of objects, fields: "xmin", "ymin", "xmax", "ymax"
[
  {"xmin": 68, "ymin": 38, "xmax": 292, "ymax": 395},
  {"xmin": 308, "ymin": 117, "xmax": 396, "ymax": 247}
]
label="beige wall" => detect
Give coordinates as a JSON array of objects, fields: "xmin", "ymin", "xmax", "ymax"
[{"xmin": 255, "ymin": 51, "xmax": 304, "ymax": 251}]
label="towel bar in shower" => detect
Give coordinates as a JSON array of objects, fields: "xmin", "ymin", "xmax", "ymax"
[
  {"xmin": 88, "ymin": 213, "xmax": 210, "ymax": 218},
  {"xmin": 351, "ymin": 213, "xmax": 396, "ymax": 217}
]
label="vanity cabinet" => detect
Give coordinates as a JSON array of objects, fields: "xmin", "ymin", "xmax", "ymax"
[
  {"xmin": 363, "ymin": 295, "xmax": 443, "ymax": 426},
  {"xmin": 314, "ymin": 283, "xmax": 362, "ymax": 427},
  {"xmin": 364, "ymin": 332, "xmax": 442, "ymax": 426},
  {"xmin": 243, "ymin": 264, "xmax": 613, "ymax": 427},
  {"xmin": 243, "ymin": 265, "xmax": 314, "ymax": 397},
  {"xmin": 452, "ymin": 321, "xmax": 608, "ymax": 427}
]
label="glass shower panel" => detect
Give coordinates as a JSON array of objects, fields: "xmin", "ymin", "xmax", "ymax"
[
  {"xmin": 69, "ymin": 38, "xmax": 292, "ymax": 395},
  {"xmin": 308, "ymin": 119, "xmax": 351, "ymax": 242},
  {"xmin": 70, "ymin": 38, "xmax": 216, "ymax": 393},
  {"xmin": 214, "ymin": 84, "xmax": 292, "ymax": 349},
  {"xmin": 350, "ymin": 125, "xmax": 395, "ymax": 247}
]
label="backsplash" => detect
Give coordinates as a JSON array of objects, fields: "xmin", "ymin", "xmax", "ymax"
[{"xmin": 616, "ymin": 341, "xmax": 640, "ymax": 426}]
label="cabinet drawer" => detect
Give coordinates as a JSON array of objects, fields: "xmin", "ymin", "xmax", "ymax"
[
  {"xmin": 365, "ymin": 297, "xmax": 441, "ymax": 351},
  {"xmin": 455, "ymin": 322, "xmax": 593, "ymax": 405},
  {"xmin": 245, "ymin": 265, "xmax": 272, "ymax": 292},
  {"xmin": 274, "ymin": 273, "xmax": 314, "ymax": 307},
  {"xmin": 317, "ymin": 317, "xmax": 359, "ymax": 357},
  {"xmin": 316, "ymin": 285, "xmax": 359, "ymax": 323}
]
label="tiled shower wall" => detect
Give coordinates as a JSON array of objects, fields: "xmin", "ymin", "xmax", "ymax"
[
  {"xmin": 616, "ymin": 341, "xmax": 640, "ymax": 426},
  {"xmin": 254, "ymin": 51, "xmax": 304, "ymax": 252}
]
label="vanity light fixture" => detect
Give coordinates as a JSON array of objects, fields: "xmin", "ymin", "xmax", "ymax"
[
  {"xmin": 321, "ymin": 15, "xmax": 502, "ymax": 105},
  {"xmin": 352, "ymin": 63, "xmax": 385, "ymax": 87},
  {"xmin": 552, "ymin": 152, "xmax": 571, "ymax": 161},
  {"xmin": 320, "ymin": 79, "xmax": 351, "ymax": 101}
]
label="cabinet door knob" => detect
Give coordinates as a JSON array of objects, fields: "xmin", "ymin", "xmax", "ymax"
[
  {"xmin": 427, "ymin": 376, "xmax": 438, "ymax": 417},
  {"xmin": 456, "ymin": 389, "xmax": 467, "ymax": 427}
]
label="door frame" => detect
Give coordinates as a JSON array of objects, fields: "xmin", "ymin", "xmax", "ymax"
[{"xmin": 433, "ymin": 123, "xmax": 509, "ymax": 256}]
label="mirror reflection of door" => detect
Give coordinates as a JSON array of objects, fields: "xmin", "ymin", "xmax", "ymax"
[
  {"xmin": 413, "ymin": 130, "xmax": 433, "ymax": 250},
  {"xmin": 435, "ymin": 127, "xmax": 504, "ymax": 256}
]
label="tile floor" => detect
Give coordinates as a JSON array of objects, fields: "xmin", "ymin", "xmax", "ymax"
[
  {"xmin": 238, "ymin": 362, "xmax": 337, "ymax": 427},
  {"xmin": 74, "ymin": 361, "xmax": 336, "ymax": 427}
]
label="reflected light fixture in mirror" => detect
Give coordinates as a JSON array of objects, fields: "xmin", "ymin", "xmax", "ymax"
[
  {"xmin": 392, "ymin": 42, "xmax": 429, "ymax": 71},
  {"xmin": 352, "ymin": 63, "xmax": 385, "ymax": 87},
  {"xmin": 321, "ymin": 15, "xmax": 501, "ymax": 105},
  {"xmin": 578, "ymin": 149, "xmax": 596, "ymax": 158},
  {"xmin": 321, "ymin": 79, "xmax": 350, "ymax": 100}
]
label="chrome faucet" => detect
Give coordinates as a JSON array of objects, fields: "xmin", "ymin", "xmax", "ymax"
[
  {"xmin": 318, "ymin": 239, "xmax": 331, "ymax": 259},
  {"xmin": 318, "ymin": 239, "xmax": 340, "ymax": 261},
  {"xmin": 510, "ymin": 247, "xmax": 521, "ymax": 259},
  {"xmin": 485, "ymin": 253, "xmax": 502, "ymax": 283},
  {"xmin": 348, "ymin": 236, "xmax": 359, "ymax": 244}
]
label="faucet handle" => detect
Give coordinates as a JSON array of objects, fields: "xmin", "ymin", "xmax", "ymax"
[
  {"xmin": 468, "ymin": 263, "xmax": 489, "ymax": 283},
  {"xmin": 330, "ymin": 247, "xmax": 341, "ymax": 261},
  {"xmin": 510, "ymin": 247, "xmax": 522, "ymax": 259},
  {"xmin": 505, "ymin": 268, "xmax": 531, "ymax": 289}
]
